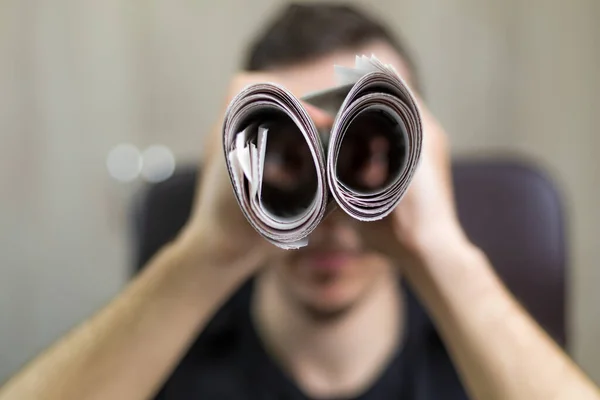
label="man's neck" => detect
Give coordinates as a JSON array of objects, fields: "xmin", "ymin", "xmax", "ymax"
[{"xmin": 251, "ymin": 269, "xmax": 404, "ymax": 398}]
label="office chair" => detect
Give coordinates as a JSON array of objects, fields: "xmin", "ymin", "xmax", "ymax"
[{"xmin": 131, "ymin": 159, "xmax": 567, "ymax": 347}]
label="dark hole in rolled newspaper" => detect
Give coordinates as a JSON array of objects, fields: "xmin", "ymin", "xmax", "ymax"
[
  {"xmin": 260, "ymin": 116, "xmax": 318, "ymax": 218},
  {"xmin": 336, "ymin": 110, "xmax": 407, "ymax": 192}
]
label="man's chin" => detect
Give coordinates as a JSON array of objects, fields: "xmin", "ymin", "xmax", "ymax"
[
  {"xmin": 296, "ymin": 299, "xmax": 357, "ymax": 322},
  {"xmin": 290, "ymin": 286, "xmax": 362, "ymax": 322}
]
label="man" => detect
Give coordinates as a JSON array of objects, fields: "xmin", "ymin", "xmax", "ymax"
[{"xmin": 1, "ymin": 3, "xmax": 599, "ymax": 400}]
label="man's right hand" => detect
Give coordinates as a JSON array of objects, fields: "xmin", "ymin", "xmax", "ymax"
[{"xmin": 177, "ymin": 73, "xmax": 333, "ymax": 273}]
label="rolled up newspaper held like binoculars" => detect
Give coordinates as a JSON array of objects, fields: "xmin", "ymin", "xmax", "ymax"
[{"xmin": 223, "ymin": 55, "xmax": 423, "ymax": 249}]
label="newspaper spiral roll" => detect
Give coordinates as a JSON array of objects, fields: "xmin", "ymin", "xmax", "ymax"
[
  {"xmin": 222, "ymin": 83, "xmax": 329, "ymax": 249},
  {"xmin": 327, "ymin": 69, "xmax": 422, "ymax": 220}
]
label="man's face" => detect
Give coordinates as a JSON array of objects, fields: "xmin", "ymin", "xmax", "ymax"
[{"xmin": 261, "ymin": 41, "xmax": 415, "ymax": 318}]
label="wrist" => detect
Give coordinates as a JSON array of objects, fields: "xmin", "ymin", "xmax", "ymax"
[
  {"xmin": 173, "ymin": 225, "xmax": 264, "ymax": 282},
  {"xmin": 402, "ymin": 219, "xmax": 472, "ymax": 259},
  {"xmin": 400, "ymin": 220, "xmax": 493, "ymax": 283},
  {"xmin": 401, "ymin": 223, "xmax": 493, "ymax": 292}
]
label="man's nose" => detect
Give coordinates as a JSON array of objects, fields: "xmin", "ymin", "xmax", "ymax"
[{"xmin": 310, "ymin": 208, "xmax": 361, "ymax": 247}]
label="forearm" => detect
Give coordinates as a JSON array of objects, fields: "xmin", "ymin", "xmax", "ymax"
[
  {"xmin": 0, "ymin": 233, "xmax": 250, "ymax": 400},
  {"xmin": 405, "ymin": 234, "xmax": 600, "ymax": 400}
]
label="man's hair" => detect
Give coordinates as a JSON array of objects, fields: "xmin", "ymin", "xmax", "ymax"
[{"xmin": 243, "ymin": 3, "xmax": 419, "ymax": 89}]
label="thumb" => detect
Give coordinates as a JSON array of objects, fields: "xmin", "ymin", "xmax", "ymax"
[
  {"xmin": 302, "ymin": 102, "xmax": 335, "ymax": 128},
  {"xmin": 357, "ymin": 218, "xmax": 408, "ymax": 262}
]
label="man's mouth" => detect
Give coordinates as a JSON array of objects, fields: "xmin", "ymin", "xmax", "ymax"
[{"xmin": 298, "ymin": 250, "xmax": 356, "ymax": 271}]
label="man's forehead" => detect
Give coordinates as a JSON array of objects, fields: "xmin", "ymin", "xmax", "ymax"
[{"xmin": 270, "ymin": 41, "xmax": 415, "ymax": 97}]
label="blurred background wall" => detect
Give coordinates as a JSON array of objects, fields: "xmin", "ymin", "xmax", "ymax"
[{"xmin": 0, "ymin": 0, "xmax": 599, "ymax": 383}]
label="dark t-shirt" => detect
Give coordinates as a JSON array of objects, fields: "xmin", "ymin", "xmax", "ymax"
[{"xmin": 155, "ymin": 279, "xmax": 469, "ymax": 400}]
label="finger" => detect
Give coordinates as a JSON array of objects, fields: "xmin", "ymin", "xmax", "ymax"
[
  {"xmin": 357, "ymin": 219, "xmax": 407, "ymax": 261},
  {"xmin": 302, "ymin": 102, "xmax": 335, "ymax": 129}
]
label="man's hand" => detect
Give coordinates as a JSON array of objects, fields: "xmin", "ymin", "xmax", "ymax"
[
  {"xmin": 179, "ymin": 73, "xmax": 277, "ymax": 271},
  {"xmin": 178, "ymin": 73, "xmax": 335, "ymax": 272},
  {"xmin": 359, "ymin": 98, "xmax": 468, "ymax": 263}
]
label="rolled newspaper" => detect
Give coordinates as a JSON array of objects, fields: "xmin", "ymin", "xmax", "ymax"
[
  {"xmin": 326, "ymin": 56, "xmax": 422, "ymax": 221},
  {"xmin": 222, "ymin": 55, "xmax": 422, "ymax": 249}
]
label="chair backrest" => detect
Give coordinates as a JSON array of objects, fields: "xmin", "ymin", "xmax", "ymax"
[
  {"xmin": 131, "ymin": 159, "xmax": 567, "ymax": 347},
  {"xmin": 452, "ymin": 159, "xmax": 567, "ymax": 346}
]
